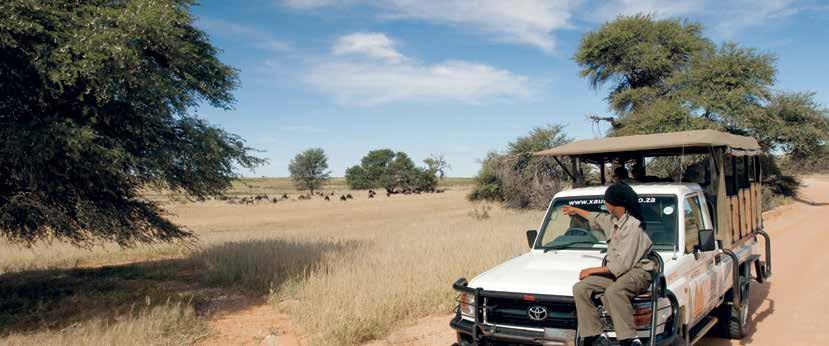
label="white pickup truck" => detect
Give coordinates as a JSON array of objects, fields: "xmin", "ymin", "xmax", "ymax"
[{"xmin": 451, "ymin": 130, "xmax": 772, "ymax": 346}]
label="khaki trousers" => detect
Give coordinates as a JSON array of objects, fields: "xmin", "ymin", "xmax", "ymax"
[{"xmin": 572, "ymin": 267, "xmax": 651, "ymax": 340}]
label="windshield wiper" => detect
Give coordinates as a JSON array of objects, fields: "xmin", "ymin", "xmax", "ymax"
[{"xmin": 543, "ymin": 242, "xmax": 599, "ymax": 252}]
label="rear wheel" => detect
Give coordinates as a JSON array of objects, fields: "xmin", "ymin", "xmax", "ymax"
[
  {"xmin": 717, "ymin": 268, "xmax": 751, "ymax": 339},
  {"xmin": 668, "ymin": 335, "xmax": 688, "ymax": 346}
]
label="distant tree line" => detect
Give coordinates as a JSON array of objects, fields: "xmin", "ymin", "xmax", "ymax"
[
  {"xmin": 287, "ymin": 148, "xmax": 446, "ymax": 194},
  {"xmin": 344, "ymin": 149, "xmax": 439, "ymax": 193}
]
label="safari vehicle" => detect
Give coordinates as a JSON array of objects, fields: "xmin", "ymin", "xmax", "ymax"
[{"xmin": 451, "ymin": 130, "xmax": 773, "ymax": 346}]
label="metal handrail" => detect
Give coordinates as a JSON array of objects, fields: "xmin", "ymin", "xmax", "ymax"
[
  {"xmin": 721, "ymin": 249, "xmax": 742, "ymax": 310},
  {"xmin": 753, "ymin": 230, "xmax": 772, "ymax": 277},
  {"xmin": 647, "ymin": 250, "xmax": 665, "ymax": 346}
]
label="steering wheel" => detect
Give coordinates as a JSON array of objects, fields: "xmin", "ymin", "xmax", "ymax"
[{"xmin": 564, "ymin": 227, "xmax": 599, "ymax": 241}]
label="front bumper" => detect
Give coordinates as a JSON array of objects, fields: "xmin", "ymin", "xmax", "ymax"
[
  {"xmin": 450, "ymin": 278, "xmax": 681, "ymax": 346},
  {"xmin": 451, "ymin": 315, "xmax": 576, "ymax": 346}
]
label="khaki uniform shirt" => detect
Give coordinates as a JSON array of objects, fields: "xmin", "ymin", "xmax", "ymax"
[{"xmin": 587, "ymin": 212, "xmax": 655, "ymax": 277}]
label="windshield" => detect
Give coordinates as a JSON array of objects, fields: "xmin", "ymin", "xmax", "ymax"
[{"xmin": 536, "ymin": 195, "xmax": 678, "ymax": 251}]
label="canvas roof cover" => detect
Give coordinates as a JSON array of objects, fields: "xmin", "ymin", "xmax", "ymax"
[{"xmin": 534, "ymin": 129, "xmax": 761, "ymax": 157}]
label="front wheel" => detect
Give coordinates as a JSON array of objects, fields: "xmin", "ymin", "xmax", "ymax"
[{"xmin": 717, "ymin": 272, "xmax": 751, "ymax": 339}]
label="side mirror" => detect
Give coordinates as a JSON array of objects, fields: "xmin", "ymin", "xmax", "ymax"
[
  {"xmin": 698, "ymin": 229, "xmax": 716, "ymax": 252},
  {"xmin": 526, "ymin": 230, "xmax": 538, "ymax": 249}
]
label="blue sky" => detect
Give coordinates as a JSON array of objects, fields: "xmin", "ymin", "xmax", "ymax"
[{"xmin": 191, "ymin": 0, "xmax": 829, "ymax": 177}]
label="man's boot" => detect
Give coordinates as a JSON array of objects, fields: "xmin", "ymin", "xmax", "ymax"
[
  {"xmin": 619, "ymin": 338, "xmax": 643, "ymax": 346},
  {"xmin": 580, "ymin": 336, "xmax": 597, "ymax": 346}
]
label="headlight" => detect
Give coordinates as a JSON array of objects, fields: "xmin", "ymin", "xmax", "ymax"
[{"xmin": 457, "ymin": 291, "xmax": 476, "ymax": 317}]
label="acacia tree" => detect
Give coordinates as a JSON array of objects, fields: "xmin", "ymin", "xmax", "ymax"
[
  {"xmin": 289, "ymin": 148, "xmax": 330, "ymax": 194},
  {"xmin": 345, "ymin": 150, "xmax": 438, "ymax": 192},
  {"xmin": 0, "ymin": 1, "xmax": 263, "ymax": 246},
  {"xmin": 575, "ymin": 14, "xmax": 828, "ymax": 167}
]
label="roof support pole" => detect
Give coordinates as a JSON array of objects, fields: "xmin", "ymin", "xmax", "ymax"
[
  {"xmin": 572, "ymin": 157, "xmax": 583, "ymax": 187},
  {"xmin": 599, "ymin": 158, "xmax": 606, "ymax": 185},
  {"xmin": 552, "ymin": 156, "xmax": 577, "ymax": 184}
]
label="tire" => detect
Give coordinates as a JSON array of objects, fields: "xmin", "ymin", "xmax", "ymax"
[
  {"xmin": 667, "ymin": 335, "xmax": 689, "ymax": 346},
  {"xmin": 666, "ymin": 308, "xmax": 688, "ymax": 346},
  {"xmin": 717, "ymin": 270, "xmax": 751, "ymax": 339}
]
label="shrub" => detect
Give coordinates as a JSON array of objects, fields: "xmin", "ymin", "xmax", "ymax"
[{"xmin": 469, "ymin": 125, "xmax": 571, "ymax": 209}]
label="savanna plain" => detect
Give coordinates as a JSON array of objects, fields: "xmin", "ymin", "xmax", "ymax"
[
  {"xmin": 0, "ymin": 178, "xmax": 538, "ymax": 345},
  {"xmin": 3, "ymin": 176, "xmax": 828, "ymax": 346}
]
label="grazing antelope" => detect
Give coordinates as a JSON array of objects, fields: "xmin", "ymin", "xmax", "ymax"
[
  {"xmin": 325, "ymin": 196, "xmax": 330, "ymax": 201},
  {"xmin": 346, "ymin": 194, "xmax": 353, "ymax": 199},
  {"xmin": 339, "ymin": 195, "xmax": 347, "ymax": 201}
]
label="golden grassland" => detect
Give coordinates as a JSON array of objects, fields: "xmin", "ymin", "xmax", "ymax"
[{"xmin": 0, "ymin": 177, "xmax": 540, "ymax": 345}]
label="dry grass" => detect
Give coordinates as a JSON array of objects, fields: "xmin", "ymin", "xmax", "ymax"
[
  {"xmin": 1, "ymin": 302, "xmax": 206, "ymax": 346},
  {"xmin": 0, "ymin": 178, "xmax": 541, "ymax": 345},
  {"xmin": 275, "ymin": 204, "xmax": 539, "ymax": 344}
]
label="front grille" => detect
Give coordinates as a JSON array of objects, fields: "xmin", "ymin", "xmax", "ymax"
[{"xmin": 484, "ymin": 296, "xmax": 577, "ymax": 329}]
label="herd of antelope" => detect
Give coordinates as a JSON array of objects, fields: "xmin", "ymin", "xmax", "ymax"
[{"xmin": 212, "ymin": 188, "xmax": 446, "ymax": 205}]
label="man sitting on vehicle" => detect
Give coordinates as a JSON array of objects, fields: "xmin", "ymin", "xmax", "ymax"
[{"xmin": 563, "ymin": 183, "xmax": 655, "ymax": 346}]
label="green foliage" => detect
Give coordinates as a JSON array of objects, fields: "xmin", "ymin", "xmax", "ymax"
[
  {"xmin": 576, "ymin": 14, "xmax": 828, "ymax": 182},
  {"xmin": 762, "ymin": 92, "xmax": 829, "ymax": 167},
  {"xmin": 575, "ymin": 14, "xmax": 712, "ymax": 113},
  {"xmin": 0, "ymin": 0, "xmax": 262, "ymax": 246},
  {"xmin": 507, "ymin": 124, "xmax": 571, "ymax": 154},
  {"xmin": 467, "ymin": 152, "xmax": 502, "ymax": 202},
  {"xmin": 288, "ymin": 148, "xmax": 330, "ymax": 194},
  {"xmin": 345, "ymin": 150, "xmax": 439, "ymax": 192},
  {"xmin": 469, "ymin": 125, "xmax": 572, "ymax": 208},
  {"xmin": 613, "ymin": 99, "xmax": 720, "ymax": 136}
]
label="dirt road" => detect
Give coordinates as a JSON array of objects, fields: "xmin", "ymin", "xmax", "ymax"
[
  {"xmin": 703, "ymin": 175, "xmax": 829, "ymax": 345},
  {"xmin": 372, "ymin": 176, "xmax": 829, "ymax": 345}
]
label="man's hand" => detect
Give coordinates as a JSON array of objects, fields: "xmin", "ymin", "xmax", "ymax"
[
  {"xmin": 579, "ymin": 268, "xmax": 596, "ymax": 280},
  {"xmin": 562, "ymin": 205, "xmax": 584, "ymax": 216},
  {"xmin": 579, "ymin": 266, "xmax": 612, "ymax": 280}
]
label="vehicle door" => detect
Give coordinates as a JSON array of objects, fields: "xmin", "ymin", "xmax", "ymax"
[{"xmin": 683, "ymin": 193, "xmax": 720, "ymax": 324}]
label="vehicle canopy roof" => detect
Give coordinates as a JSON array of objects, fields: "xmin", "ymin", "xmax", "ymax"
[{"xmin": 533, "ymin": 129, "xmax": 761, "ymax": 160}]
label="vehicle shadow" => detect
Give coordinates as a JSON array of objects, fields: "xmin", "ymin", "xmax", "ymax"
[
  {"xmin": 701, "ymin": 280, "xmax": 773, "ymax": 345},
  {"xmin": 0, "ymin": 238, "xmax": 361, "ymax": 335}
]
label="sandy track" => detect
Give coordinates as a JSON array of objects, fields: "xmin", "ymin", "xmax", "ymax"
[
  {"xmin": 702, "ymin": 175, "xmax": 829, "ymax": 345},
  {"xmin": 372, "ymin": 176, "xmax": 829, "ymax": 345}
]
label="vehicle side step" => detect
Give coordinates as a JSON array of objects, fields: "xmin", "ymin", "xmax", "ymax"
[{"xmin": 688, "ymin": 316, "xmax": 718, "ymax": 345}]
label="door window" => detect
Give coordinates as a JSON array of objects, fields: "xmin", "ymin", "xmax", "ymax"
[{"xmin": 684, "ymin": 195, "xmax": 704, "ymax": 253}]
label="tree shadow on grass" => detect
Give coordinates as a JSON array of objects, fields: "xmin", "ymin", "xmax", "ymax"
[{"xmin": 0, "ymin": 238, "xmax": 362, "ymax": 335}]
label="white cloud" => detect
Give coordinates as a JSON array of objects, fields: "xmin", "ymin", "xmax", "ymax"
[
  {"xmin": 709, "ymin": 0, "xmax": 797, "ymax": 37},
  {"xmin": 332, "ymin": 33, "xmax": 405, "ymax": 62},
  {"xmin": 281, "ymin": 0, "xmax": 578, "ymax": 52},
  {"xmin": 197, "ymin": 18, "xmax": 293, "ymax": 52},
  {"xmin": 378, "ymin": 0, "xmax": 577, "ymax": 52},
  {"xmin": 305, "ymin": 33, "xmax": 534, "ymax": 106}
]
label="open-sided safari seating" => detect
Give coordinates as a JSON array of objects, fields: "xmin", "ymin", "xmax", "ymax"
[
  {"xmin": 451, "ymin": 130, "xmax": 772, "ymax": 346},
  {"xmin": 534, "ymin": 130, "xmax": 772, "ymax": 278}
]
